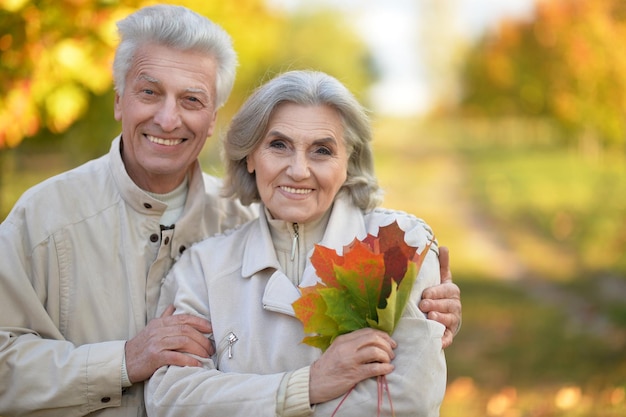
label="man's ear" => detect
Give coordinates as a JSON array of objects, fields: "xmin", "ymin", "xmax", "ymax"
[
  {"xmin": 206, "ymin": 111, "xmax": 218, "ymax": 137},
  {"xmin": 113, "ymin": 93, "xmax": 122, "ymax": 122}
]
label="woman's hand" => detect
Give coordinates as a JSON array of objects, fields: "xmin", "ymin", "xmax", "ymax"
[{"xmin": 309, "ymin": 328, "xmax": 396, "ymax": 404}]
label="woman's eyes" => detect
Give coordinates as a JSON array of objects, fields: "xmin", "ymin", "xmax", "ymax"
[
  {"xmin": 269, "ymin": 140, "xmax": 287, "ymax": 149},
  {"xmin": 267, "ymin": 139, "xmax": 333, "ymax": 156},
  {"xmin": 314, "ymin": 146, "xmax": 332, "ymax": 156}
]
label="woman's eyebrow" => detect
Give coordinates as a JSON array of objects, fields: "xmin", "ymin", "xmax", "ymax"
[{"xmin": 266, "ymin": 130, "xmax": 337, "ymax": 145}]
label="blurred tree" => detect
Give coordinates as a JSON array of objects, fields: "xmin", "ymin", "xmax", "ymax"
[
  {"xmin": 267, "ymin": 9, "xmax": 374, "ymax": 103},
  {"xmin": 457, "ymin": 0, "xmax": 626, "ymax": 150},
  {"xmin": 0, "ymin": 0, "xmax": 128, "ymax": 149},
  {"xmin": 0, "ymin": 0, "xmax": 374, "ymax": 150},
  {"xmin": 418, "ymin": 0, "xmax": 470, "ymax": 114}
]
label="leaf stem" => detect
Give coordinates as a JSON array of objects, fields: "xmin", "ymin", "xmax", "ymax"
[{"xmin": 331, "ymin": 385, "xmax": 355, "ymax": 417}]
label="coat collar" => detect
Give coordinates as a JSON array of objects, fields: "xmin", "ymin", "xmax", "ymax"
[{"xmin": 241, "ymin": 193, "xmax": 367, "ymax": 316}]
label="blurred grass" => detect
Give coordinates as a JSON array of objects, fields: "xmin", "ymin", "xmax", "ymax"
[
  {"xmin": 370, "ymin": 116, "xmax": 626, "ymax": 417},
  {"xmin": 2, "ymin": 116, "xmax": 626, "ymax": 416}
]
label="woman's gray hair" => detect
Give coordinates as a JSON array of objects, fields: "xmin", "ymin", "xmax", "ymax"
[
  {"xmin": 113, "ymin": 4, "xmax": 237, "ymax": 109},
  {"xmin": 222, "ymin": 70, "xmax": 383, "ymax": 211}
]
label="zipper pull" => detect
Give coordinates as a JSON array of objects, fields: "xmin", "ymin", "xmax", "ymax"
[
  {"xmin": 227, "ymin": 332, "xmax": 238, "ymax": 359},
  {"xmin": 290, "ymin": 223, "xmax": 299, "ymax": 261}
]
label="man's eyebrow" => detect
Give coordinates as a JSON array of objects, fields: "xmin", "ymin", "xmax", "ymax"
[
  {"xmin": 137, "ymin": 75, "xmax": 210, "ymax": 97},
  {"xmin": 185, "ymin": 87, "xmax": 210, "ymax": 97},
  {"xmin": 138, "ymin": 74, "xmax": 159, "ymax": 84}
]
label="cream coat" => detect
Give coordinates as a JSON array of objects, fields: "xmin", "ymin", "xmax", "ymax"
[
  {"xmin": 0, "ymin": 136, "xmax": 255, "ymax": 417},
  {"xmin": 146, "ymin": 194, "xmax": 447, "ymax": 417}
]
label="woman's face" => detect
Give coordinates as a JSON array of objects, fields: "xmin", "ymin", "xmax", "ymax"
[{"xmin": 246, "ymin": 103, "xmax": 349, "ymax": 224}]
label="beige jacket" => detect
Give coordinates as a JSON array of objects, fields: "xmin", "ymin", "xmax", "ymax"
[
  {"xmin": 0, "ymin": 136, "xmax": 255, "ymax": 417},
  {"xmin": 146, "ymin": 194, "xmax": 447, "ymax": 417}
]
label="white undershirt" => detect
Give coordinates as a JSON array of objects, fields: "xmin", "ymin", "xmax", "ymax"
[{"xmin": 146, "ymin": 176, "xmax": 189, "ymax": 227}]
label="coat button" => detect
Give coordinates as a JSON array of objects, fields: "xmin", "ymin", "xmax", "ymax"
[
  {"xmin": 179, "ymin": 245, "xmax": 186, "ymax": 254},
  {"xmin": 150, "ymin": 234, "xmax": 159, "ymax": 242},
  {"xmin": 164, "ymin": 237, "xmax": 170, "ymax": 245},
  {"xmin": 144, "ymin": 203, "xmax": 152, "ymax": 209},
  {"xmin": 101, "ymin": 397, "xmax": 111, "ymax": 403}
]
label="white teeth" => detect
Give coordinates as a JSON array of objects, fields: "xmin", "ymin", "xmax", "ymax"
[
  {"xmin": 281, "ymin": 186, "xmax": 312, "ymax": 195},
  {"xmin": 147, "ymin": 135, "xmax": 183, "ymax": 146}
]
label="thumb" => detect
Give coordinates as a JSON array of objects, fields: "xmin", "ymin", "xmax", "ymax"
[
  {"xmin": 160, "ymin": 304, "xmax": 176, "ymax": 318},
  {"xmin": 438, "ymin": 246, "xmax": 452, "ymax": 284}
]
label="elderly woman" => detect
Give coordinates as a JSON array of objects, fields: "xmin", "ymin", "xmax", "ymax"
[{"xmin": 146, "ymin": 70, "xmax": 447, "ymax": 417}]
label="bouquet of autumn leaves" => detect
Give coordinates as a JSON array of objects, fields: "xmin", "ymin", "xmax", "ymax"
[{"xmin": 292, "ymin": 220, "xmax": 434, "ymax": 417}]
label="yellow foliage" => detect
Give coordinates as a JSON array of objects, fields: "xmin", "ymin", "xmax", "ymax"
[
  {"xmin": 0, "ymin": 0, "xmax": 28, "ymax": 12},
  {"xmin": 44, "ymin": 84, "xmax": 89, "ymax": 133},
  {"xmin": 52, "ymin": 39, "xmax": 112, "ymax": 94},
  {"xmin": 0, "ymin": 0, "xmax": 372, "ymax": 149},
  {"xmin": 0, "ymin": 83, "xmax": 40, "ymax": 148}
]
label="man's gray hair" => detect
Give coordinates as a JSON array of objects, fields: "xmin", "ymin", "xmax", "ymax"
[{"xmin": 113, "ymin": 4, "xmax": 237, "ymax": 109}]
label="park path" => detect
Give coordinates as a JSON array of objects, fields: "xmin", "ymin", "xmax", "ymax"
[{"xmin": 373, "ymin": 119, "xmax": 624, "ymax": 345}]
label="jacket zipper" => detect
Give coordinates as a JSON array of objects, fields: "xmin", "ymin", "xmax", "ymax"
[{"xmin": 290, "ymin": 223, "xmax": 299, "ymax": 261}]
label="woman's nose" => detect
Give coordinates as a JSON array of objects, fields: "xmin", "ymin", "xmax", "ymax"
[{"xmin": 287, "ymin": 152, "xmax": 310, "ymax": 180}]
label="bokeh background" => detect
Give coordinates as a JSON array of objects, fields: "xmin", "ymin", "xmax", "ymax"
[{"xmin": 1, "ymin": 0, "xmax": 625, "ymax": 416}]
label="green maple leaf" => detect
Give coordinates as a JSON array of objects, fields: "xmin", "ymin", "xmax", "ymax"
[
  {"xmin": 319, "ymin": 287, "xmax": 368, "ymax": 333},
  {"xmin": 369, "ymin": 261, "xmax": 418, "ymax": 334},
  {"xmin": 292, "ymin": 220, "xmax": 434, "ymax": 352},
  {"xmin": 302, "ymin": 335, "xmax": 334, "ymax": 352},
  {"xmin": 292, "ymin": 284, "xmax": 338, "ymax": 336},
  {"xmin": 334, "ymin": 241, "xmax": 384, "ymax": 321}
]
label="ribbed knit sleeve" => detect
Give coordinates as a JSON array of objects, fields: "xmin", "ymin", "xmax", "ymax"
[{"xmin": 277, "ymin": 366, "xmax": 313, "ymax": 417}]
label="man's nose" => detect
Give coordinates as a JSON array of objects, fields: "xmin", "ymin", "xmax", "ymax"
[{"xmin": 153, "ymin": 97, "xmax": 182, "ymax": 132}]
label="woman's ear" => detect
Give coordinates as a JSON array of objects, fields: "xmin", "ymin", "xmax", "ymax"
[{"xmin": 246, "ymin": 156, "xmax": 255, "ymax": 174}]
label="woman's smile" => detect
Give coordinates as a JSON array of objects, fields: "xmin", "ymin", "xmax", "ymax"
[{"xmin": 246, "ymin": 102, "xmax": 348, "ymax": 224}]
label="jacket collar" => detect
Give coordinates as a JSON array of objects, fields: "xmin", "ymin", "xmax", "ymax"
[
  {"xmin": 242, "ymin": 193, "xmax": 367, "ymax": 316},
  {"xmin": 109, "ymin": 135, "xmax": 206, "ymax": 257}
]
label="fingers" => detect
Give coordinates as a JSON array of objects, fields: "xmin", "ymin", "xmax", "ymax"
[
  {"xmin": 162, "ymin": 312, "xmax": 213, "ymax": 334},
  {"xmin": 337, "ymin": 327, "xmax": 397, "ymax": 356},
  {"xmin": 124, "ymin": 310, "xmax": 214, "ymax": 383},
  {"xmin": 441, "ymin": 329, "xmax": 454, "ymax": 349},
  {"xmin": 159, "ymin": 325, "xmax": 213, "ymax": 357},
  {"xmin": 438, "ymin": 246, "xmax": 452, "ymax": 284},
  {"xmin": 309, "ymin": 328, "xmax": 396, "ymax": 404},
  {"xmin": 160, "ymin": 304, "xmax": 176, "ymax": 318},
  {"xmin": 157, "ymin": 313, "xmax": 214, "ymax": 358}
]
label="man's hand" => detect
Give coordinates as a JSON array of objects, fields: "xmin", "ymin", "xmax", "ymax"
[
  {"xmin": 419, "ymin": 246, "xmax": 462, "ymax": 348},
  {"xmin": 124, "ymin": 305, "xmax": 214, "ymax": 383}
]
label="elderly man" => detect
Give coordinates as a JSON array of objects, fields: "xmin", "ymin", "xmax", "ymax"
[{"xmin": 0, "ymin": 4, "xmax": 461, "ymax": 416}]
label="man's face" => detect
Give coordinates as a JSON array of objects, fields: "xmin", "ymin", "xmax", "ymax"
[{"xmin": 114, "ymin": 43, "xmax": 219, "ymax": 193}]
